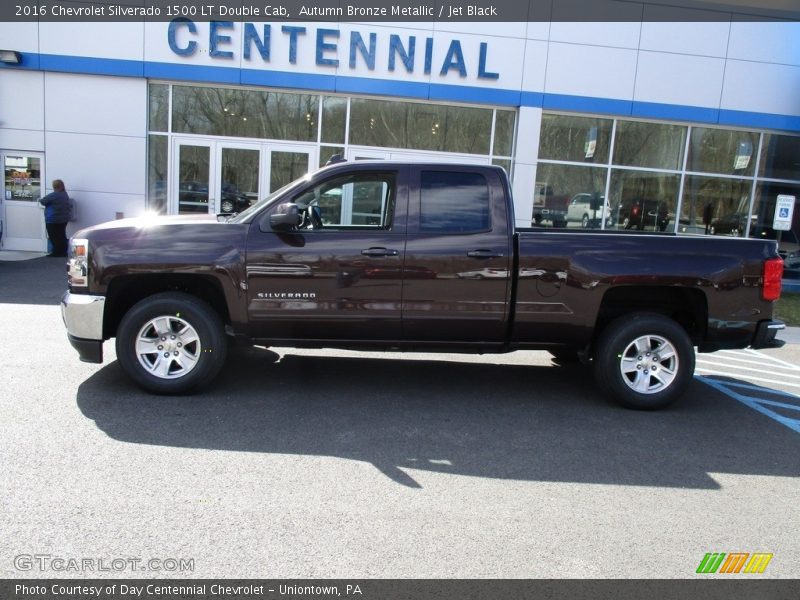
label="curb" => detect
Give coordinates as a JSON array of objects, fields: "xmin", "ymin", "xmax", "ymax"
[{"xmin": 0, "ymin": 250, "xmax": 48, "ymax": 262}]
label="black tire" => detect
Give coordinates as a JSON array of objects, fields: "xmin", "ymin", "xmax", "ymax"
[
  {"xmin": 581, "ymin": 214, "xmax": 589, "ymax": 228},
  {"xmin": 592, "ymin": 312, "xmax": 694, "ymax": 410},
  {"xmin": 221, "ymin": 199, "xmax": 235, "ymax": 213},
  {"xmin": 115, "ymin": 292, "xmax": 227, "ymax": 395}
]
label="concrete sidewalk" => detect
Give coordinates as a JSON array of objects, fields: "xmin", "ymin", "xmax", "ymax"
[
  {"xmin": 778, "ymin": 327, "xmax": 800, "ymax": 345},
  {"xmin": 0, "ymin": 250, "xmax": 48, "ymax": 261}
]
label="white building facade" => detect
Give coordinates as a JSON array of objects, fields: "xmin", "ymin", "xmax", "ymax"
[{"xmin": 1, "ymin": 5, "xmax": 799, "ymax": 253}]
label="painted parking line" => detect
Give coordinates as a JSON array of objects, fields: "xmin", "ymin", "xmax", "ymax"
[{"xmin": 696, "ymin": 349, "xmax": 800, "ymax": 435}]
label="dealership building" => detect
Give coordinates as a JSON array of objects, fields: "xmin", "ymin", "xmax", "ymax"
[{"xmin": 0, "ymin": 1, "xmax": 798, "ymax": 259}]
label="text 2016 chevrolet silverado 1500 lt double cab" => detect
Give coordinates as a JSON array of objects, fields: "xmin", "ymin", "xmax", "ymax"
[{"xmin": 61, "ymin": 162, "xmax": 785, "ymax": 409}]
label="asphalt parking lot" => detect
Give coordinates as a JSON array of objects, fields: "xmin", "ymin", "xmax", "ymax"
[{"xmin": 1, "ymin": 256, "xmax": 799, "ymax": 579}]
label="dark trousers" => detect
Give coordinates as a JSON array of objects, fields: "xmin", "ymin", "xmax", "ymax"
[{"xmin": 46, "ymin": 222, "xmax": 68, "ymax": 257}]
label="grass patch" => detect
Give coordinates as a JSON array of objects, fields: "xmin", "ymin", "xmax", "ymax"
[{"xmin": 776, "ymin": 291, "xmax": 800, "ymax": 326}]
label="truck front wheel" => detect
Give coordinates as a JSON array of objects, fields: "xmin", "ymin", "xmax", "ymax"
[
  {"xmin": 115, "ymin": 292, "xmax": 227, "ymax": 394},
  {"xmin": 592, "ymin": 313, "xmax": 694, "ymax": 410}
]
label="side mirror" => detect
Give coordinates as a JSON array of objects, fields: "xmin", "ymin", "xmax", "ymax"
[{"xmin": 269, "ymin": 203, "xmax": 301, "ymax": 231}]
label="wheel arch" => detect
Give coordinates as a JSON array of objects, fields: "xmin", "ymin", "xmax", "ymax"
[
  {"xmin": 103, "ymin": 274, "xmax": 231, "ymax": 339},
  {"xmin": 593, "ymin": 286, "xmax": 708, "ymax": 348}
]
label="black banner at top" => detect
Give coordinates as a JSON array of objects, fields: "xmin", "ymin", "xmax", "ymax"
[{"xmin": 1, "ymin": 0, "xmax": 799, "ymax": 22}]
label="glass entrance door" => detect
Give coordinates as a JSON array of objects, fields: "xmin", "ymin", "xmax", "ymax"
[
  {"xmin": 219, "ymin": 144, "xmax": 260, "ymax": 214},
  {"xmin": 174, "ymin": 141, "xmax": 212, "ymax": 215},
  {"xmin": 172, "ymin": 140, "xmax": 314, "ymax": 215},
  {"xmin": 266, "ymin": 147, "xmax": 313, "ymax": 193},
  {"xmin": 1, "ymin": 152, "xmax": 46, "ymax": 252}
]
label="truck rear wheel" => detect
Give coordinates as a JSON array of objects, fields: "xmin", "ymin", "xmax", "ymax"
[
  {"xmin": 115, "ymin": 292, "xmax": 227, "ymax": 395},
  {"xmin": 592, "ymin": 313, "xmax": 694, "ymax": 410}
]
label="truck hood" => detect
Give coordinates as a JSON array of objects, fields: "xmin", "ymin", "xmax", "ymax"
[{"xmin": 74, "ymin": 213, "xmax": 217, "ymax": 237}]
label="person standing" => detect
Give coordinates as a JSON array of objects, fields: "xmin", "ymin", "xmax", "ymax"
[{"xmin": 39, "ymin": 179, "xmax": 71, "ymax": 257}]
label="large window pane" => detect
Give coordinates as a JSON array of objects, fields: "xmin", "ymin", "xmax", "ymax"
[
  {"xmin": 148, "ymin": 84, "xmax": 169, "ymax": 132},
  {"xmin": 687, "ymin": 127, "xmax": 758, "ymax": 177},
  {"xmin": 349, "ymin": 98, "xmax": 492, "ymax": 155},
  {"xmin": 532, "ymin": 164, "xmax": 606, "ymax": 228},
  {"xmin": 172, "ymin": 86, "xmax": 319, "ymax": 142},
  {"xmin": 679, "ymin": 175, "xmax": 752, "ymax": 236},
  {"xmin": 613, "ymin": 121, "xmax": 687, "ymax": 170},
  {"xmin": 493, "ymin": 110, "xmax": 516, "ymax": 157},
  {"xmin": 751, "ymin": 182, "xmax": 800, "ymax": 234},
  {"xmin": 750, "ymin": 182, "xmax": 800, "ymax": 269},
  {"xmin": 270, "ymin": 152, "xmax": 309, "ymax": 193},
  {"xmin": 220, "ymin": 148, "xmax": 259, "ymax": 214},
  {"xmin": 609, "ymin": 170, "xmax": 680, "ymax": 232},
  {"xmin": 321, "ymin": 96, "xmax": 346, "ymax": 144},
  {"xmin": 177, "ymin": 145, "xmax": 210, "ymax": 214},
  {"xmin": 538, "ymin": 114, "xmax": 612, "ymax": 164},
  {"xmin": 759, "ymin": 134, "xmax": 800, "ymax": 181},
  {"xmin": 319, "ymin": 146, "xmax": 345, "ymax": 167},
  {"xmin": 147, "ymin": 135, "xmax": 168, "ymax": 214}
]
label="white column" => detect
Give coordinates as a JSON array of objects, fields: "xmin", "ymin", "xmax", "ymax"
[{"xmin": 510, "ymin": 106, "xmax": 542, "ymax": 229}]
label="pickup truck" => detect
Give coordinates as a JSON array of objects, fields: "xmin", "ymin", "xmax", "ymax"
[{"xmin": 61, "ymin": 161, "xmax": 785, "ymax": 410}]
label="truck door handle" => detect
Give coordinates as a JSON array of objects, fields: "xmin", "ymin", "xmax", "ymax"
[
  {"xmin": 467, "ymin": 249, "xmax": 504, "ymax": 259},
  {"xmin": 361, "ymin": 247, "xmax": 399, "ymax": 257}
]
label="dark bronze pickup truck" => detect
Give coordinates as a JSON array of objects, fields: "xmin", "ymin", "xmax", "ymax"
[{"xmin": 61, "ymin": 161, "xmax": 785, "ymax": 409}]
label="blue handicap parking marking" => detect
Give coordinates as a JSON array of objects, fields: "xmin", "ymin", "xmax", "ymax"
[
  {"xmin": 698, "ymin": 377, "xmax": 800, "ymax": 435},
  {"xmin": 696, "ymin": 349, "xmax": 800, "ymax": 435}
]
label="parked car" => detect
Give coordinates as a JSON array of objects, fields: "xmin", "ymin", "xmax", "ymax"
[
  {"xmin": 709, "ymin": 212, "xmax": 756, "ymax": 236},
  {"xmin": 220, "ymin": 183, "xmax": 253, "ymax": 215},
  {"xmin": 177, "ymin": 181, "xmax": 209, "ymax": 212},
  {"xmin": 780, "ymin": 230, "xmax": 800, "ymax": 270},
  {"xmin": 532, "ymin": 182, "xmax": 569, "ymax": 228},
  {"xmin": 618, "ymin": 197, "xmax": 670, "ymax": 232},
  {"xmin": 566, "ymin": 193, "xmax": 613, "ymax": 228}
]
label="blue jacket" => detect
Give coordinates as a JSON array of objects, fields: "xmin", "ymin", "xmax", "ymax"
[{"xmin": 40, "ymin": 190, "xmax": 71, "ymax": 224}]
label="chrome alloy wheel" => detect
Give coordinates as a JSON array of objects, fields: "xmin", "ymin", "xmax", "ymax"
[
  {"xmin": 135, "ymin": 315, "xmax": 201, "ymax": 379},
  {"xmin": 618, "ymin": 334, "xmax": 678, "ymax": 395}
]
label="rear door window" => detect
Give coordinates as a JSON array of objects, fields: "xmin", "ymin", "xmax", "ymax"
[{"xmin": 420, "ymin": 171, "xmax": 490, "ymax": 234}]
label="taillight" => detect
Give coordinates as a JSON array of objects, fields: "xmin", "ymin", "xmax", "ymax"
[{"xmin": 762, "ymin": 257, "xmax": 783, "ymax": 302}]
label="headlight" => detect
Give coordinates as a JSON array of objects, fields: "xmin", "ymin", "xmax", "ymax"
[{"xmin": 68, "ymin": 238, "xmax": 89, "ymax": 287}]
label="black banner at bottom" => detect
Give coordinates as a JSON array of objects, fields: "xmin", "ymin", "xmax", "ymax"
[{"xmin": 3, "ymin": 579, "xmax": 800, "ymax": 600}]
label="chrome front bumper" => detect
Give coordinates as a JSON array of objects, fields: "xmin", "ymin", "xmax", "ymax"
[{"xmin": 61, "ymin": 292, "xmax": 105, "ymax": 363}]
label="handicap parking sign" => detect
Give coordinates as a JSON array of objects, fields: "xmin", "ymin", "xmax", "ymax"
[{"xmin": 773, "ymin": 195, "xmax": 795, "ymax": 231}]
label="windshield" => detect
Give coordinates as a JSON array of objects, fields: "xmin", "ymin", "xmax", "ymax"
[{"xmin": 227, "ymin": 175, "xmax": 311, "ymax": 224}]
